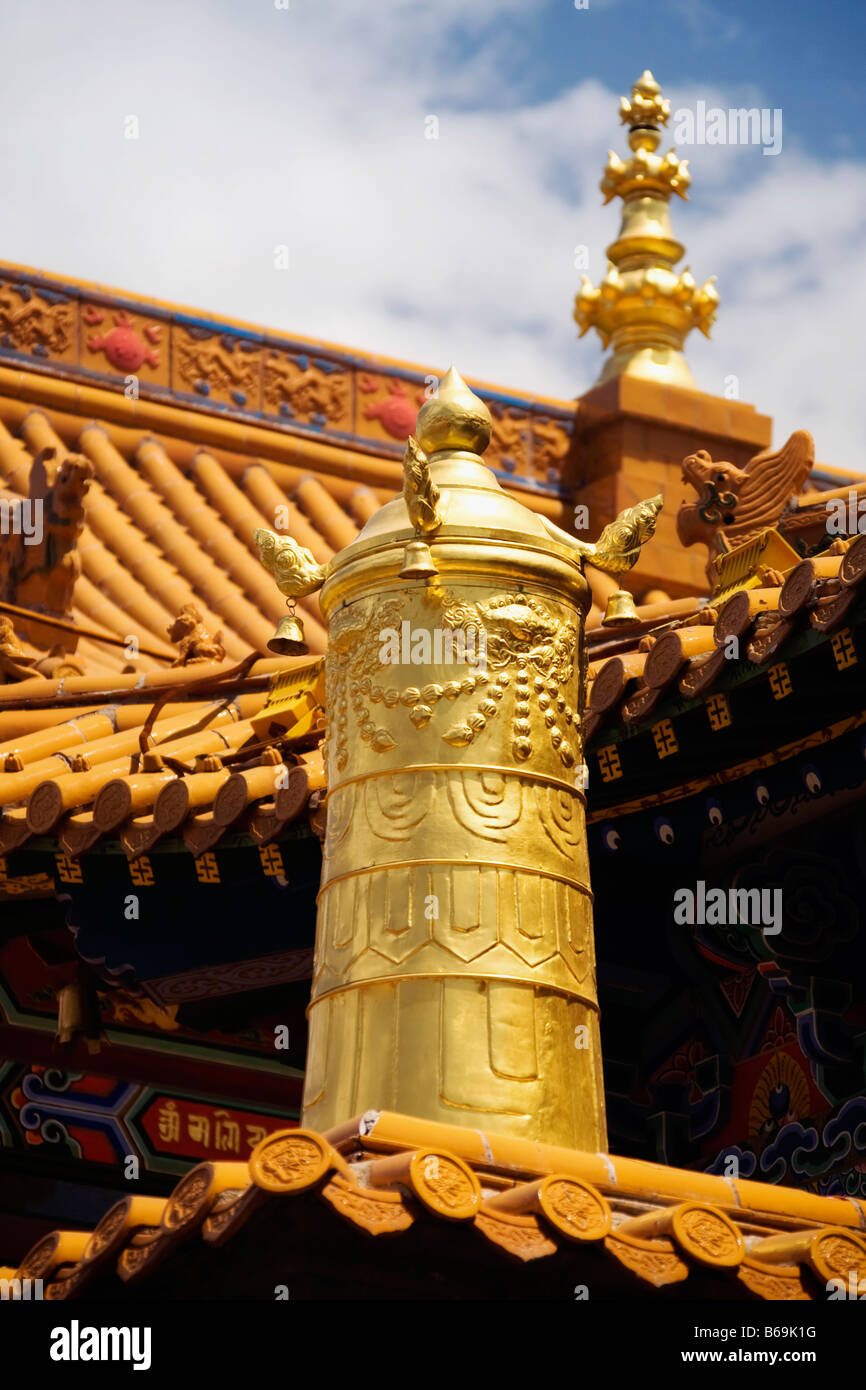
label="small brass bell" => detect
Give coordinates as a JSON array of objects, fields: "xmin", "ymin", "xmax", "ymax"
[
  {"xmin": 602, "ymin": 588, "xmax": 640, "ymax": 627},
  {"xmin": 399, "ymin": 537, "xmax": 438, "ymax": 580},
  {"xmin": 57, "ymin": 976, "xmax": 101, "ymax": 1052},
  {"xmin": 268, "ymin": 608, "xmax": 308, "ymax": 655}
]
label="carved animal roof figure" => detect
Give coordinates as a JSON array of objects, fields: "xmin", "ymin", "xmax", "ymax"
[{"xmin": 677, "ymin": 430, "xmax": 814, "ymax": 570}]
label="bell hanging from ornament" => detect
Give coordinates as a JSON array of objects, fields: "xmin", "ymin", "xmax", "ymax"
[
  {"xmin": 399, "ymin": 537, "xmax": 438, "ymax": 580},
  {"xmin": 267, "ymin": 602, "xmax": 308, "ymax": 655},
  {"xmin": 602, "ymin": 586, "xmax": 640, "ymax": 626}
]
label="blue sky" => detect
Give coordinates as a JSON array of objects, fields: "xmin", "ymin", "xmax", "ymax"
[
  {"xmin": 0, "ymin": 0, "xmax": 863, "ymax": 469},
  {"xmin": 487, "ymin": 0, "xmax": 862, "ymax": 156}
]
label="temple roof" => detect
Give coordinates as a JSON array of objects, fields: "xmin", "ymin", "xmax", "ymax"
[
  {"xmin": 585, "ymin": 534, "xmax": 866, "ymax": 751},
  {"xmin": 4, "ymin": 1111, "xmax": 865, "ymax": 1300},
  {"xmin": 0, "ymin": 260, "xmax": 578, "ymax": 863},
  {"xmin": 0, "ymin": 275, "xmax": 863, "ymax": 866}
]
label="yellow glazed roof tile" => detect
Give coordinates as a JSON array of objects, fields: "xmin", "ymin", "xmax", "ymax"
[{"xmin": 6, "ymin": 1115, "xmax": 864, "ymax": 1301}]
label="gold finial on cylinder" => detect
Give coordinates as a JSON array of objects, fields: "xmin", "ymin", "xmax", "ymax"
[{"xmin": 415, "ymin": 366, "xmax": 492, "ymax": 456}]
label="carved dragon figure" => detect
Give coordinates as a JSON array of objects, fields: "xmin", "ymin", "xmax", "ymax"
[
  {"xmin": 402, "ymin": 435, "xmax": 443, "ymax": 536},
  {"xmin": 677, "ymin": 429, "xmax": 814, "ymax": 583},
  {"xmin": 254, "ymin": 529, "xmax": 329, "ymax": 597},
  {"xmin": 540, "ymin": 493, "xmax": 664, "ymax": 575}
]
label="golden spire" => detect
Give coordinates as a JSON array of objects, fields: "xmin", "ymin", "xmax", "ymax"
[{"xmin": 575, "ymin": 70, "xmax": 719, "ymax": 388}]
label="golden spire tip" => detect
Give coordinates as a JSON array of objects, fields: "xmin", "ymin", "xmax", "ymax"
[{"xmin": 415, "ymin": 366, "xmax": 492, "ymax": 457}]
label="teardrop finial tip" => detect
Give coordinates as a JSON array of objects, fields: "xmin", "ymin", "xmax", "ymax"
[{"xmin": 415, "ymin": 366, "xmax": 492, "ymax": 457}]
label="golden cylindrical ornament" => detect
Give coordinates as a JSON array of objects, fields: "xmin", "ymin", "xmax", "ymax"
[
  {"xmin": 256, "ymin": 369, "xmax": 661, "ymax": 1150},
  {"xmin": 302, "ymin": 381, "xmax": 606, "ymax": 1149}
]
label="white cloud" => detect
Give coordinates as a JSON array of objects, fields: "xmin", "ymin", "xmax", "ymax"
[
  {"xmin": 665, "ymin": 0, "xmax": 741, "ymax": 46},
  {"xmin": 0, "ymin": 0, "xmax": 861, "ymax": 469}
]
